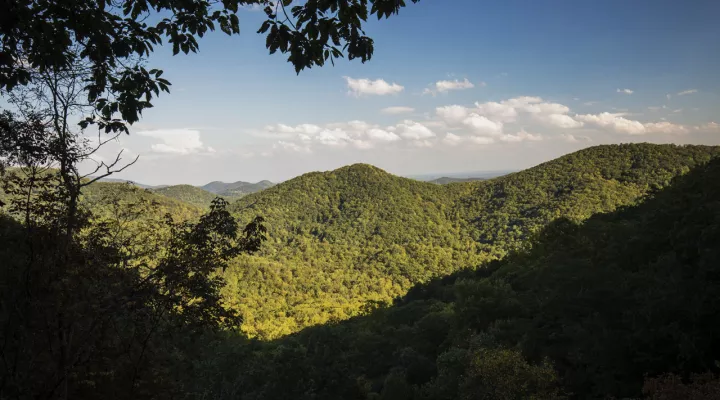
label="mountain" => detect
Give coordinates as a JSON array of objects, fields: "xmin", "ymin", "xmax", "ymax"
[
  {"xmin": 200, "ymin": 150, "xmax": 720, "ymax": 400},
  {"xmin": 149, "ymin": 184, "xmax": 226, "ymax": 208},
  {"xmin": 200, "ymin": 180, "xmax": 275, "ymax": 196},
  {"xmin": 221, "ymin": 143, "xmax": 720, "ymax": 339},
  {"xmin": 95, "ymin": 177, "xmax": 167, "ymax": 189},
  {"xmin": 428, "ymin": 176, "xmax": 486, "ymax": 184}
]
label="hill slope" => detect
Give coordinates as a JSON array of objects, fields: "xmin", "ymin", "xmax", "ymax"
[
  {"xmin": 222, "ymin": 143, "xmax": 720, "ymax": 339},
  {"xmin": 150, "ymin": 184, "xmax": 224, "ymax": 208},
  {"xmin": 201, "ymin": 150, "xmax": 720, "ymax": 400}
]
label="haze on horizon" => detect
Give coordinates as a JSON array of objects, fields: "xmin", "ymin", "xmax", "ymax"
[{"xmin": 80, "ymin": 0, "xmax": 720, "ymax": 186}]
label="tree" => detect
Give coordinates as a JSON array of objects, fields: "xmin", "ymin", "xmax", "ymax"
[{"xmin": 1, "ymin": 0, "xmax": 420, "ymax": 133}]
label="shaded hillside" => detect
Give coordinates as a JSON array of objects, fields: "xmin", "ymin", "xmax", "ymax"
[
  {"xmin": 201, "ymin": 179, "xmax": 275, "ymax": 196},
  {"xmin": 428, "ymin": 177, "xmax": 485, "ymax": 184},
  {"xmin": 150, "ymin": 184, "xmax": 226, "ymax": 208},
  {"xmin": 196, "ymin": 152, "xmax": 720, "ymax": 400},
  {"xmin": 223, "ymin": 143, "xmax": 720, "ymax": 339}
]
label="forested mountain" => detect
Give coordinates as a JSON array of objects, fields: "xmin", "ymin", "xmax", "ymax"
[
  {"xmin": 150, "ymin": 184, "xmax": 231, "ymax": 208},
  {"xmin": 222, "ymin": 143, "xmax": 720, "ymax": 339},
  {"xmin": 193, "ymin": 147, "xmax": 720, "ymax": 400},
  {"xmin": 4, "ymin": 143, "xmax": 720, "ymax": 399},
  {"xmin": 201, "ymin": 180, "xmax": 275, "ymax": 196}
]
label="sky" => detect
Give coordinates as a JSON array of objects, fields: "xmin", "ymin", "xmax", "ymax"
[{"xmin": 83, "ymin": 0, "xmax": 720, "ymax": 185}]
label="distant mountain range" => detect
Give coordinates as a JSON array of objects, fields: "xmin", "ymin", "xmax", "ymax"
[
  {"xmin": 94, "ymin": 178, "xmax": 276, "ymax": 208},
  {"xmin": 200, "ymin": 180, "xmax": 275, "ymax": 197},
  {"xmin": 427, "ymin": 176, "xmax": 487, "ymax": 185}
]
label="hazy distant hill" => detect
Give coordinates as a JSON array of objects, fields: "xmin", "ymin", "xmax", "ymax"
[
  {"xmin": 149, "ymin": 185, "xmax": 226, "ymax": 208},
  {"xmin": 96, "ymin": 177, "xmax": 167, "ymax": 189},
  {"xmin": 200, "ymin": 180, "xmax": 275, "ymax": 197},
  {"xmin": 428, "ymin": 176, "xmax": 486, "ymax": 184}
]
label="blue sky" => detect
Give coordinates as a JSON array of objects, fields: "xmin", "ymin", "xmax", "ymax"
[{"xmin": 90, "ymin": 0, "xmax": 720, "ymax": 184}]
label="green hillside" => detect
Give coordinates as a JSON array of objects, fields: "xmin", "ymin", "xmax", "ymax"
[
  {"xmin": 150, "ymin": 184, "xmax": 227, "ymax": 208},
  {"xmin": 195, "ymin": 150, "xmax": 720, "ymax": 400},
  {"xmin": 222, "ymin": 143, "xmax": 720, "ymax": 339},
  {"xmin": 81, "ymin": 182, "xmax": 203, "ymax": 220}
]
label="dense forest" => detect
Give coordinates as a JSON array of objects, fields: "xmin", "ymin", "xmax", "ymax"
[
  {"xmin": 3, "ymin": 143, "xmax": 720, "ymax": 399},
  {"xmin": 191, "ymin": 146, "xmax": 720, "ymax": 400},
  {"xmin": 2, "ymin": 1, "xmax": 719, "ymax": 398},
  {"xmin": 222, "ymin": 143, "xmax": 719, "ymax": 338}
]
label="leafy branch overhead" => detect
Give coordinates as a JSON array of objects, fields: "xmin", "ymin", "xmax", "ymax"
[{"xmin": 0, "ymin": 0, "xmax": 419, "ymax": 131}]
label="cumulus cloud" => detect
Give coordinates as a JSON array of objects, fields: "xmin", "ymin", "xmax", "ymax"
[
  {"xmin": 677, "ymin": 89, "xmax": 698, "ymax": 96},
  {"xmin": 474, "ymin": 101, "xmax": 518, "ymax": 122},
  {"xmin": 381, "ymin": 106, "xmax": 415, "ymax": 115},
  {"xmin": 560, "ymin": 133, "xmax": 591, "ymax": 143},
  {"xmin": 617, "ymin": 88, "xmax": 634, "ymax": 95},
  {"xmin": 462, "ymin": 114, "xmax": 504, "ymax": 136},
  {"xmin": 443, "ymin": 132, "xmax": 463, "ymax": 146},
  {"xmin": 437, "ymin": 97, "xmax": 580, "ymax": 131},
  {"xmin": 344, "ymin": 77, "xmax": 404, "ymax": 96},
  {"xmin": 136, "ymin": 129, "xmax": 211, "ymax": 155},
  {"xmin": 500, "ymin": 130, "xmax": 543, "ymax": 142},
  {"xmin": 275, "ymin": 141, "xmax": 311, "ymax": 153},
  {"xmin": 577, "ymin": 112, "xmax": 689, "ymax": 135},
  {"xmin": 576, "ymin": 113, "xmax": 646, "ymax": 134},
  {"xmin": 436, "ymin": 105, "xmax": 472, "ymax": 124},
  {"xmin": 424, "ymin": 78, "xmax": 479, "ymax": 95},
  {"xmin": 541, "ymin": 113, "xmax": 584, "ymax": 129},
  {"xmin": 394, "ymin": 120, "xmax": 435, "ymax": 140},
  {"xmin": 644, "ymin": 122, "xmax": 689, "ymax": 134},
  {"xmin": 367, "ymin": 128, "xmax": 401, "ymax": 142}
]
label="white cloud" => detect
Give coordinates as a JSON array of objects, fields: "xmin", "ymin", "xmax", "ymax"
[
  {"xmin": 443, "ymin": 132, "xmax": 463, "ymax": 146},
  {"xmin": 344, "ymin": 77, "xmax": 404, "ymax": 96},
  {"xmin": 617, "ymin": 88, "xmax": 634, "ymax": 95},
  {"xmin": 315, "ymin": 129, "xmax": 351, "ymax": 147},
  {"xmin": 644, "ymin": 122, "xmax": 689, "ymax": 134},
  {"xmin": 677, "ymin": 89, "xmax": 698, "ymax": 96},
  {"xmin": 367, "ymin": 128, "xmax": 401, "ymax": 142},
  {"xmin": 695, "ymin": 122, "xmax": 719, "ymax": 132},
  {"xmin": 137, "ymin": 129, "xmax": 209, "ymax": 155},
  {"xmin": 275, "ymin": 141, "xmax": 311, "ymax": 153},
  {"xmin": 395, "ymin": 120, "xmax": 436, "ymax": 139},
  {"xmin": 577, "ymin": 112, "xmax": 689, "ymax": 135},
  {"xmin": 474, "ymin": 101, "xmax": 518, "ymax": 122},
  {"xmin": 500, "ymin": 130, "xmax": 543, "ymax": 142},
  {"xmin": 560, "ymin": 133, "xmax": 591, "ymax": 143},
  {"xmin": 462, "ymin": 113, "xmax": 504, "ymax": 136},
  {"xmin": 542, "ymin": 113, "xmax": 584, "ymax": 129},
  {"xmin": 424, "ymin": 78, "xmax": 479, "ymax": 95},
  {"xmin": 436, "ymin": 105, "xmax": 471, "ymax": 124},
  {"xmin": 381, "ymin": 106, "xmax": 415, "ymax": 115},
  {"xmin": 576, "ymin": 112, "xmax": 646, "ymax": 134}
]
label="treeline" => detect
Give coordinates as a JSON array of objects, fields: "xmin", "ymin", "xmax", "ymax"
[{"xmin": 191, "ymin": 150, "xmax": 720, "ymax": 399}]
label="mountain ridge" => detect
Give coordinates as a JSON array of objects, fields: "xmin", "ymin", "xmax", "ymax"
[{"xmin": 222, "ymin": 143, "xmax": 720, "ymax": 339}]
